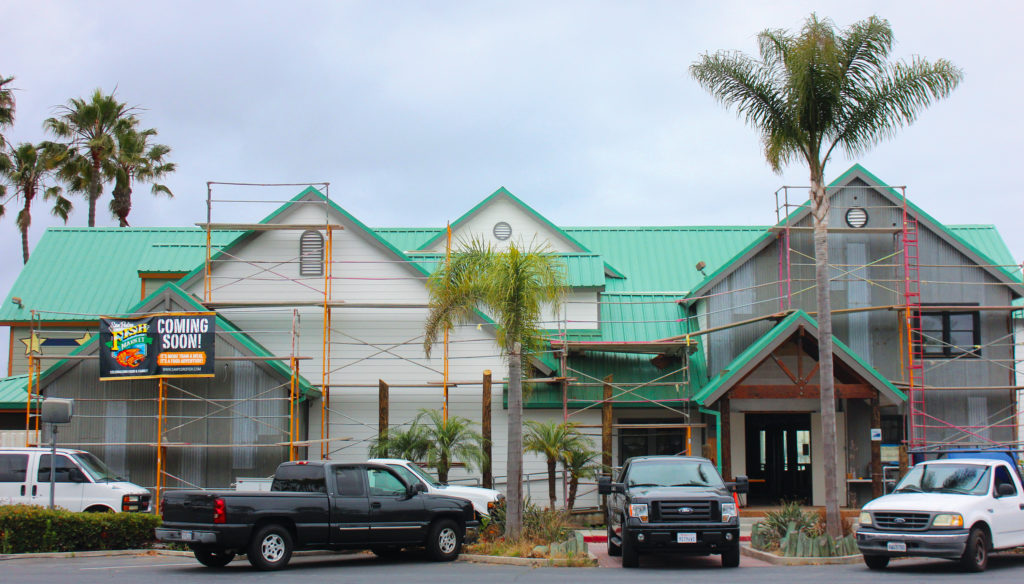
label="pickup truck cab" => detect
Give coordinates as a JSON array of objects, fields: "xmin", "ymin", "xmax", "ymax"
[
  {"xmin": 368, "ymin": 458, "xmax": 503, "ymax": 517},
  {"xmin": 157, "ymin": 460, "xmax": 477, "ymax": 570},
  {"xmin": 598, "ymin": 455, "xmax": 748, "ymax": 568},
  {"xmin": 0, "ymin": 447, "xmax": 150, "ymax": 512},
  {"xmin": 857, "ymin": 457, "xmax": 1024, "ymax": 572}
]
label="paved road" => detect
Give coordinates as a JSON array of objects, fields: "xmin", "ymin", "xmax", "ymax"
[{"xmin": 4, "ymin": 549, "xmax": 1024, "ymax": 583}]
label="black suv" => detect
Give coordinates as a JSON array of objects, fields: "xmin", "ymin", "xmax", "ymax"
[{"xmin": 599, "ymin": 455, "xmax": 748, "ymax": 568}]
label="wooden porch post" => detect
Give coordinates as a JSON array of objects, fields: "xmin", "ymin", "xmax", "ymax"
[
  {"xmin": 482, "ymin": 370, "xmax": 493, "ymax": 489},
  {"xmin": 871, "ymin": 396, "xmax": 883, "ymax": 498},
  {"xmin": 378, "ymin": 380, "xmax": 389, "ymax": 457},
  {"xmin": 720, "ymin": 396, "xmax": 732, "ymax": 481}
]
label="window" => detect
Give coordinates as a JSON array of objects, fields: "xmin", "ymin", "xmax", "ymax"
[
  {"xmin": 994, "ymin": 466, "xmax": 1017, "ymax": 497},
  {"xmin": 915, "ymin": 307, "xmax": 980, "ymax": 358},
  {"xmin": 333, "ymin": 466, "xmax": 366, "ymax": 497},
  {"xmin": 618, "ymin": 418, "xmax": 686, "ymax": 465},
  {"xmin": 272, "ymin": 464, "xmax": 327, "ymax": 493},
  {"xmin": 367, "ymin": 468, "xmax": 406, "ymax": 496},
  {"xmin": 299, "ymin": 230, "xmax": 324, "ymax": 276},
  {"xmin": 37, "ymin": 455, "xmax": 85, "ymax": 483},
  {"xmin": 0, "ymin": 454, "xmax": 28, "ymax": 482}
]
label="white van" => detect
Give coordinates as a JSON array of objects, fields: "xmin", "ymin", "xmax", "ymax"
[{"xmin": 0, "ymin": 447, "xmax": 151, "ymax": 513}]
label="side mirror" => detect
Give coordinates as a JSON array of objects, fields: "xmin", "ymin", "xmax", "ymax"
[
  {"xmin": 598, "ymin": 476, "xmax": 612, "ymax": 495},
  {"xmin": 610, "ymin": 483, "xmax": 625, "ymax": 494},
  {"xmin": 728, "ymin": 476, "xmax": 749, "ymax": 494},
  {"xmin": 997, "ymin": 483, "xmax": 1016, "ymax": 497},
  {"xmin": 407, "ymin": 482, "xmax": 427, "ymax": 497}
]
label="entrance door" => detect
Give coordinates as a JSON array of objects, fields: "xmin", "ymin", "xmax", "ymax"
[{"xmin": 744, "ymin": 414, "xmax": 812, "ymax": 505}]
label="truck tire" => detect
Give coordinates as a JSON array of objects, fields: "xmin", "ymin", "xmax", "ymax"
[
  {"xmin": 193, "ymin": 547, "xmax": 235, "ymax": 568},
  {"xmin": 247, "ymin": 524, "xmax": 293, "ymax": 571},
  {"xmin": 863, "ymin": 555, "xmax": 889, "ymax": 570},
  {"xmin": 960, "ymin": 527, "xmax": 988, "ymax": 572},
  {"xmin": 426, "ymin": 518, "xmax": 462, "ymax": 562},
  {"xmin": 621, "ymin": 520, "xmax": 639, "ymax": 568},
  {"xmin": 721, "ymin": 546, "xmax": 740, "ymax": 568},
  {"xmin": 607, "ymin": 523, "xmax": 621, "ymax": 557}
]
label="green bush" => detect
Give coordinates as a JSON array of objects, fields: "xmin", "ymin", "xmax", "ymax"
[{"xmin": 0, "ymin": 505, "xmax": 161, "ymax": 554}]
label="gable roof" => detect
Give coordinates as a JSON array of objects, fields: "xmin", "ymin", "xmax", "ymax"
[
  {"xmin": 37, "ymin": 282, "xmax": 318, "ymax": 399},
  {"xmin": 0, "ymin": 374, "xmax": 30, "ymax": 410},
  {"xmin": 685, "ymin": 164, "xmax": 1024, "ymax": 301},
  {"xmin": 693, "ymin": 310, "xmax": 905, "ymax": 406}
]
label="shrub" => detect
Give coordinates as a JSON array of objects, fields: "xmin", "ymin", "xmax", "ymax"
[{"xmin": 0, "ymin": 505, "xmax": 160, "ymax": 554}]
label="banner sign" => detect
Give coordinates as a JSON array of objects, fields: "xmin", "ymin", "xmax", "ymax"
[{"xmin": 99, "ymin": 313, "xmax": 216, "ymax": 380}]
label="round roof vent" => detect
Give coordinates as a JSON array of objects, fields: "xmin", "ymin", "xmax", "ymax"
[
  {"xmin": 493, "ymin": 221, "xmax": 512, "ymax": 241},
  {"xmin": 845, "ymin": 207, "xmax": 868, "ymax": 228}
]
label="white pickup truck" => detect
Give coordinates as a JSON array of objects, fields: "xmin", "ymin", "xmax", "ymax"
[
  {"xmin": 856, "ymin": 457, "xmax": 1024, "ymax": 572},
  {"xmin": 368, "ymin": 458, "xmax": 503, "ymax": 517}
]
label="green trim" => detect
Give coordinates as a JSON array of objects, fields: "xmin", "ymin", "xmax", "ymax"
[
  {"xmin": 693, "ymin": 310, "xmax": 905, "ymax": 405},
  {"xmin": 699, "ymin": 407, "xmax": 722, "ymax": 474}
]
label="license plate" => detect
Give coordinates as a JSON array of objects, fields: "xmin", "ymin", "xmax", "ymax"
[
  {"xmin": 180, "ymin": 530, "xmax": 193, "ymax": 541},
  {"xmin": 887, "ymin": 541, "xmax": 906, "ymax": 552},
  {"xmin": 677, "ymin": 532, "xmax": 697, "ymax": 543}
]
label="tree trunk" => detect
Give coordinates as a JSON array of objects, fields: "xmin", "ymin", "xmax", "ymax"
[
  {"xmin": 567, "ymin": 475, "xmax": 579, "ymax": 511},
  {"xmin": 439, "ymin": 451, "xmax": 449, "ymax": 484},
  {"xmin": 547, "ymin": 457, "xmax": 556, "ymax": 510},
  {"xmin": 810, "ymin": 173, "xmax": 842, "ymax": 538},
  {"xmin": 506, "ymin": 343, "xmax": 524, "ymax": 539},
  {"xmin": 19, "ymin": 188, "xmax": 32, "ymax": 264},
  {"xmin": 88, "ymin": 151, "xmax": 101, "ymax": 227}
]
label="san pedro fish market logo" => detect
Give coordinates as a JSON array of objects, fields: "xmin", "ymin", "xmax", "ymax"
[{"xmin": 99, "ymin": 313, "xmax": 215, "ymax": 380}]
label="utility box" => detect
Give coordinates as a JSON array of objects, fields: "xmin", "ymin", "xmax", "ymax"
[{"xmin": 41, "ymin": 398, "xmax": 73, "ymax": 424}]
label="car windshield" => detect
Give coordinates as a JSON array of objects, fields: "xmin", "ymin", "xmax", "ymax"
[
  {"xmin": 626, "ymin": 459, "xmax": 725, "ymax": 489},
  {"xmin": 389, "ymin": 463, "xmax": 442, "ymax": 487},
  {"xmin": 894, "ymin": 463, "xmax": 990, "ymax": 496},
  {"xmin": 71, "ymin": 452, "xmax": 122, "ymax": 482}
]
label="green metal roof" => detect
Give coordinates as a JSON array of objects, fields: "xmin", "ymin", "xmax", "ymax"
[
  {"xmin": 409, "ymin": 252, "xmax": 607, "ymax": 288},
  {"xmin": 0, "ymin": 228, "xmax": 242, "ymax": 323},
  {"xmin": 372, "ymin": 227, "xmax": 440, "ymax": 252},
  {"xmin": 0, "ymin": 375, "xmax": 30, "ymax": 410},
  {"xmin": 693, "ymin": 310, "xmax": 905, "ymax": 406},
  {"xmin": 948, "ymin": 225, "xmax": 1021, "ymax": 280}
]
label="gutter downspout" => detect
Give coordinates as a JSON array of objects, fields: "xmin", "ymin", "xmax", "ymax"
[{"xmin": 700, "ymin": 406, "xmax": 722, "ymax": 474}]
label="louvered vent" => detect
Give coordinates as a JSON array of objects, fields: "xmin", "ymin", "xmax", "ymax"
[
  {"xmin": 845, "ymin": 207, "xmax": 868, "ymax": 228},
  {"xmin": 493, "ymin": 221, "xmax": 512, "ymax": 241},
  {"xmin": 299, "ymin": 230, "xmax": 324, "ymax": 276}
]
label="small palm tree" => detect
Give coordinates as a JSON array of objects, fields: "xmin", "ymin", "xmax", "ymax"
[
  {"xmin": 415, "ymin": 408, "xmax": 483, "ymax": 484},
  {"xmin": 0, "ymin": 74, "xmax": 14, "ymax": 151},
  {"xmin": 424, "ymin": 238, "xmax": 565, "ymax": 538},
  {"xmin": 562, "ymin": 443, "xmax": 602, "ymax": 511},
  {"xmin": 691, "ymin": 14, "xmax": 962, "ymax": 538},
  {"xmin": 524, "ymin": 420, "xmax": 586, "ymax": 509},
  {"xmin": 367, "ymin": 423, "xmax": 429, "ymax": 462},
  {"xmin": 108, "ymin": 126, "xmax": 175, "ymax": 227},
  {"xmin": 45, "ymin": 89, "xmax": 137, "ymax": 226},
  {"xmin": 0, "ymin": 142, "xmax": 72, "ymax": 263}
]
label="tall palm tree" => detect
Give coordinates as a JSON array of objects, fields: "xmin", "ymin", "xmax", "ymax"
[
  {"xmin": 0, "ymin": 142, "xmax": 72, "ymax": 263},
  {"xmin": 109, "ymin": 126, "xmax": 175, "ymax": 227},
  {"xmin": 45, "ymin": 89, "xmax": 137, "ymax": 226},
  {"xmin": 524, "ymin": 420, "xmax": 586, "ymax": 509},
  {"xmin": 412, "ymin": 408, "xmax": 483, "ymax": 484},
  {"xmin": 424, "ymin": 238, "xmax": 565, "ymax": 538},
  {"xmin": 691, "ymin": 14, "xmax": 962, "ymax": 537},
  {"xmin": 0, "ymin": 74, "xmax": 14, "ymax": 151},
  {"xmin": 562, "ymin": 443, "xmax": 602, "ymax": 511}
]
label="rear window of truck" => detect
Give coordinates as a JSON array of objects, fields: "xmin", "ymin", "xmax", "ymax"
[{"xmin": 272, "ymin": 465, "xmax": 327, "ymax": 493}]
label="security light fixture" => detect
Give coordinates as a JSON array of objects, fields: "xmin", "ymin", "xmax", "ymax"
[
  {"xmin": 695, "ymin": 261, "xmax": 707, "ymax": 277},
  {"xmin": 11, "ymin": 297, "xmax": 23, "ymax": 308}
]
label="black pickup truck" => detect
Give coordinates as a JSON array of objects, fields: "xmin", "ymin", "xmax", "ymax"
[
  {"xmin": 599, "ymin": 455, "xmax": 748, "ymax": 568},
  {"xmin": 156, "ymin": 460, "xmax": 478, "ymax": 570}
]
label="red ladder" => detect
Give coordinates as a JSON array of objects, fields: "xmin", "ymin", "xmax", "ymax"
[{"xmin": 903, "ymin": 211, "xmax": 926, "ymax": 449}]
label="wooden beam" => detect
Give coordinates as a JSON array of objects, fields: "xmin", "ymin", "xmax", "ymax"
[
  {"xmin": 871, "ymin": 397, "xmax": 883, "ymax": 498},
  {"xmin": 602, "ymin": 375, "xmax": 613, "ymax": 473},
  {"xmin": 730, "ymin": 384, "xmax": 875, "ymax": 399},
  {"xmin": 482, "ymin": 370, "xmax": 493, "ymax": 489}
]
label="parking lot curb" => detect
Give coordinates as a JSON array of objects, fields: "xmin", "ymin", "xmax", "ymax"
[
  {"xmin": 459, "ymin": 552, "xmax": 597, "ymax": 567},
  {"xmin": 740, "ymin": 543, "xmax": 863, "ymax": 565}
]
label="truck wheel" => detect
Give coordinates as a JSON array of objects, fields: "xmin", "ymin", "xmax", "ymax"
[
  {"xmin": 426, "ymin": 519, "xmax": 462, "ymax": 562},
  {"xmin": 621, "ymin": 521, "xmax": 639, "ymax": 568},
  {"xmin": 607, "ymin": 523, "xmax": 621, "ymax": 557},
  {"xmin": 721, "ymin": 547, "xmax": 740, "ymax": 568},
  {"xmin": 193, "ymin": 548, "xmax": 235, "ymax": 568},
  {"xmin": 247, "ymin": 524, "xmax": 293, "ymax": 571},
  {"xmin": 960, "ymin": 527, "xmax": 988, "ymax": 572},
  {"xmin": 863, "ymin": 555, "xmax": 889, "ymax": 570}
]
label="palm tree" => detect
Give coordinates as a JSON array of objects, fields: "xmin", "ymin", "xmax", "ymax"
[
  {"xmin": 523, "ymin": 420, "xmax": 586, "ymax": 509},
  {"xmin": 690, "ymin": 14, "xmax": 962, "ymax": 537},
  {"xmin": 424, "ymin": 238, "xmax": 565, "ymax": 538},
  {"xmin": 414, "ymin": 408, "xmax": 483, "ymax": 484},
  {"xmin": 562, "ymin": 443, "xmax": 602, "ymax": 511},
  {"xmin": 0, "ymin": 74, "xmax": 14, "ymax": 151},
  {"xmin": 367, "ymin": 423, "xmax": 429, "ymax": 461},
  {"xmin": 109, "ymin": 126, "xmax": 175, "ymax": 227},
  {"xmin": 0, "ymin": 142, "xmax": 72, "ymax": 263},
  {"xmin": 45, "ymin": 89, "xmax": 137, "ymax": 226}
]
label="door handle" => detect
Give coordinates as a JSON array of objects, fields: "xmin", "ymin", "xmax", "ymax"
[
  {"xmin": 20, "ymin": 485, "xmax": 25, "ymax": 496},
  {"xmin": 32, "ymin": 485, "xmax": 37, "ymax": 496},
  {"xmin": 371, "ymin": 502, "xmax": 381, "ymax": 509},
  {"xmin": 1019, "ymin": 503, "xmax": 1023, "ymax": 510}
]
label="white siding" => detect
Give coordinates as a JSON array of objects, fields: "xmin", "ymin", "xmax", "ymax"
[{"xmin": 426, "ymin": 195, "xmax": 582, "ymax": 253}]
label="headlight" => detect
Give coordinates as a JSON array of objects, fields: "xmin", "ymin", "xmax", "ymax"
[
  {"xmin": 858, "ymin": 512, "xmax": 872, "ymax": 526},
  {"xmin": 721, "ymin": 502, "xmax": 737, "ymax": 522},
  {"xmin": 628, "ymin": 503, "xmax": 649, "ymax": 522},
  {"xmin": 933, "ymin": 514, "xmax": 963, "ymax": 528}
]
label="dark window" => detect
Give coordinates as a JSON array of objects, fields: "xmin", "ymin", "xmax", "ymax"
[
  {"xmin": 37, "ymin": 455, "xmax": 84, "ymax": 483},
  {"xmin": 334, "ymin": 466, "xmax": 365, "ymax": 497},
  {"xmin": 994, "ymin": 466, "xmax": 1017, "ymax": 496},
  {"xmin": 617, "ymin": 418, "xmax": 686, "ymax": 466},
  {"xmin": 299, "ymin": 230, "xmax": 324, "ymax": 276},
  {"xmin": 272, "ymin": 464, "xmax": 327, "ymax": 493},
  {"xmin": 367, "ymin": 468, "xmax": 406, "ymax": 496},
  {"xmin": 0, "ymin": 454, "xmax": 28, "ymax": 482},
  {"xmin": 914, "ymin": 307, "xmax": 980, "ymax": 358}
]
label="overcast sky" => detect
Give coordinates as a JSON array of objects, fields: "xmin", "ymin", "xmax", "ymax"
[{"xmin": 2, "ymin": 1, "xmax": 1022, "ymax": 373}]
